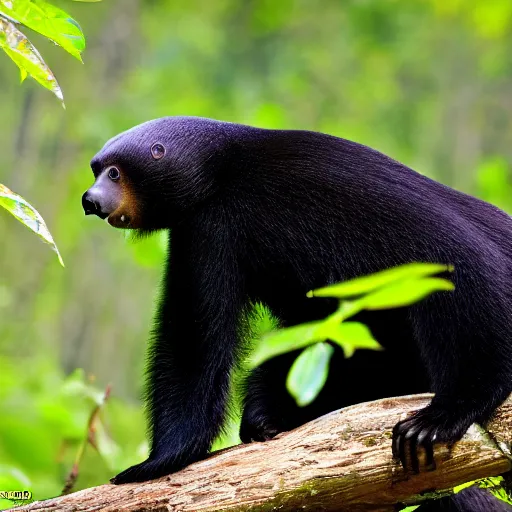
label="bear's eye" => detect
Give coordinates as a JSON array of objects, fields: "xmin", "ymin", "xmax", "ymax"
[
  {"xmin": 151, "ymin": 143, "xmax": 166, "ymax": 160},
  {"xmin": 107, "ymin": 166, "xmax": 120, "ymax": 181}
]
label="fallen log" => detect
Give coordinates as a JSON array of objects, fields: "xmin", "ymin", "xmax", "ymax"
[{"xmin": 14, "ymin": 394, "xmax": 512, "ymax": 512}]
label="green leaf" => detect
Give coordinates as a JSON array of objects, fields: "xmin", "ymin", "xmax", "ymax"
[
  {"xmin": 0, "ymin": 17, "xmax": 63, "ymax": 102},
  {"xmin": 0, "ymin": 183, "xmax": 64, "ymax": 266},
  {"xmin": 250, "ymin": 313, "xmax": 382, "ymax": 368},
  {"xmin": 453, "ymin": 479, "xmax": 478, "ymax": 494},
  {"xmin": 250, "ymin": 319, "xmax": 327, "ymax": 368},
  {"xmin": 19, "ymin": 63, "xmax": 27, "ymax": 81},
  {"xmin": 308, "ymin": 263, "xmax": 453, "ymax": 299},
  {"xmin": 286, "ymin": 343, "xmax": 334, "ymax": 407},
  {"xmin": 326, "ymin": 321, "xmax": 381, "ymax": 358},
  {"xmin": 72, "ymin": 0, "xmax": 102, "ymax": 2},
  {"xmin": 0, "ymin": 0, "xmax": 86, "ymax": 61},
  {"xmin": 358, "ymin": 277, "xmax": 454, "ymax": 310}
]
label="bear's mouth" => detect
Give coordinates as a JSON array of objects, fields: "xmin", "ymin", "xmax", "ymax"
[{"xmin": 106, "ymin": 213, "xmax": 131, "ymax": 228}]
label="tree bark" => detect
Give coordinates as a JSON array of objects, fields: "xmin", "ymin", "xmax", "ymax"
[{"xmin": 14, "ymin": 394, "xmax": 512, "ymax": 512}]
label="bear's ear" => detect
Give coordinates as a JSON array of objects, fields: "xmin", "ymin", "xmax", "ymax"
[{"xmin": 151, "ymin": 143, "xmax": 166, "ymax": 160}]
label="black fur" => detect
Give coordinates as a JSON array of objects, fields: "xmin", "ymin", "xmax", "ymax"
[
  {"xmin": 415, "ymin": 487, "xmax": 512, "ymax": 511},
  {"xmin": 88, "ymin": 117, "xmax": 512, "ymax": 510}
]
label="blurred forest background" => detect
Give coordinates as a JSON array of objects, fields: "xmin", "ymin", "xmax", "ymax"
[{"xmin": 1, "ymin": 0, "xmax": 512, "ymax": 506}]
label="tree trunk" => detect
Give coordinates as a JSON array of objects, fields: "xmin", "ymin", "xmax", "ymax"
[{"xmin": 14, "ymin": 394, "xmax": 512, "ymax": 512}]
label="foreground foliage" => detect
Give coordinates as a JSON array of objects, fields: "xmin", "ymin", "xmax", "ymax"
[{"xmin": 0, "ymin": 0, "xmax": 98, "ymax": 103}]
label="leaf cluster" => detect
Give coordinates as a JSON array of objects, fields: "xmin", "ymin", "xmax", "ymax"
[
  {"xmin": 0, "ymin": 0, "xmax": 99, "ymax": 104},
  {"xmin": 251, "ymin": 263, "xmax": 454, "ymax": 407}
]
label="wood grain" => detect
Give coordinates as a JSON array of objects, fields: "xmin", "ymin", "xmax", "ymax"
[{"xmin": 14, "ymin": 394, "xmax": 512, "ymax": 512}]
